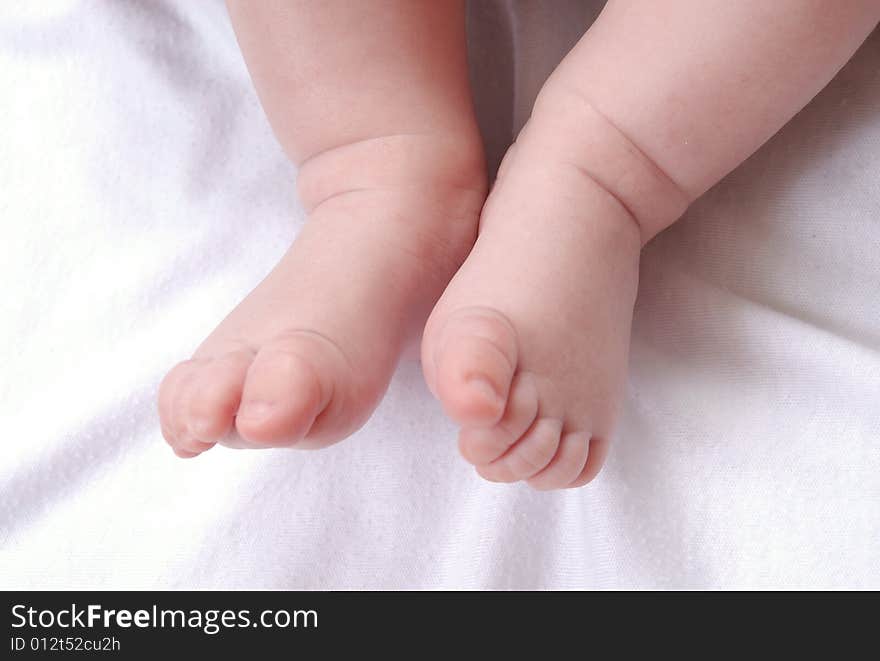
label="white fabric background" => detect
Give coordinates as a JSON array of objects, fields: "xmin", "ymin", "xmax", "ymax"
[{"xmin": 1, "ymin": 0, "xmax": 877, "ymax": 589}]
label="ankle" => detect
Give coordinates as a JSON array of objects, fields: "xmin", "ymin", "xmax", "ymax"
[
  {"xmin": 523, "ymin": 81, "xmax": 692, "ymax": 244},
  {"xmin": 295, "ymin": 132, "xmax": 487, "ymax": 215}
]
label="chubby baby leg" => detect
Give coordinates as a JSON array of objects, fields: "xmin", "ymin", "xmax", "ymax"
[
  {"xmin": 159, "ymin": 1, "xmax": 485, "ymax": 455},
  {"xmin": 423, "ymin": 0, "xmax": 879, "ymax": 488}
]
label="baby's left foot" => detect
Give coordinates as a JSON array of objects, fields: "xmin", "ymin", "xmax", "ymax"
[
  {"xmin": 422, "ymin": 115, "xmax": 650, "ymax": 490},
  {"xmin": 159, "ymin": 135, "xmax": 486, "ymax": 457}
]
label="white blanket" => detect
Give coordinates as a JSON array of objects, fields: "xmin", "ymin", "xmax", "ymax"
[{"xmin": 1, "ymin": 0, "xmax": 878, "ymax": 589}]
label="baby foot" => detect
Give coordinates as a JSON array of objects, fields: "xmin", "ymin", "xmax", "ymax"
[
  {"xmin": 422, "ymin": 120, "xmax": 652, "ymax": 489},
  {"xmin": 160, "ymin": 135, "xmax": 485, "ymax": 456}
]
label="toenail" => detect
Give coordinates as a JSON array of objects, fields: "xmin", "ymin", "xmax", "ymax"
[
  {"xmin": 238, "ymin": 401, "xmax": 275, "ymax": 420},
  {"xmin": 190, "ymin": 419, "xmax": 214, "ymax": 438},
  {"xmin": 466, "ymin": 375, "xmax": 503, "ymax": 405}
]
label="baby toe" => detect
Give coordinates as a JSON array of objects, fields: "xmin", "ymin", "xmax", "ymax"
[
  {"xmin": 458, "ymin": 372, "xmax": 539, "ymax": 466},
  {"xmin": 183, "ymin": 349, "xmax": 253, "ymax": 443},
  {"xmin": 526, "ymin": 430, "xmax": 591, "ymax": 490},
  {"xmin": 159, "ymin": 359, "xmax": 207, "ymax": 455},
  {"xmin": 567, "ymin": 435, "xmax": 610, "ymax": 488},
  {"xmin": 477, "ymin": 417, "xmax": 563, "ymax": 483}
]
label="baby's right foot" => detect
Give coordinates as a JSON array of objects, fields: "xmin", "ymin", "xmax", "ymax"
[{"xmin": 159, "ymin": 135, "xmax": 485, "ymax": 456}]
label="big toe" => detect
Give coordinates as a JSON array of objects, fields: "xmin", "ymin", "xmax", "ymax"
[
  {"xmin": 235, "ymin": 331, "xmax": 341, "ymax": 448},
  {"xmin": 428, "ymin": 307, "xmax": 519, "ymax": 428}
]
